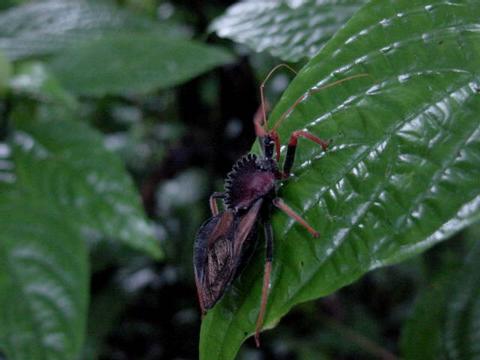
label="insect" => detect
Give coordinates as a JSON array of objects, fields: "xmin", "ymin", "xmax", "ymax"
[{"xmin": 194, "ymin": 65, "xmax": 368, "ymax": 346}]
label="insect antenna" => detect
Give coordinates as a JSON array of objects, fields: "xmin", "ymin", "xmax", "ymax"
[
  {"xmin": 271, "ymin": 73, "xmax": 370, "ymax": 132},
  {"xmin": 260, "ymin": 64, "xmax": 297, "ymax": 131}
]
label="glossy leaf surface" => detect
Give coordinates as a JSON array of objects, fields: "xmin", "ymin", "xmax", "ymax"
[
  {"xmin": 10, "ymin": 109, "xmax": 161, "ymax": 258},
  {"xmin": 200, "ymin": 0, "xmax": 480, "ymax": 358},
  {"xmin": 0, "ymin": 110, "xmax": 161, "ymax": 359},
  {"xmin": 0, "ymin": 0, "xmax": 184, "ymax": 61},
  {"xmin": 0, "ymin": 197, "xmax": 88, "ymax": 360},
  {"xmin": 48, "ymin": 33, "xmax": 234, "ymax": 96},
  {"xmin": 210, "ymin": 0, "xmax": 366, "ymax": 62}
]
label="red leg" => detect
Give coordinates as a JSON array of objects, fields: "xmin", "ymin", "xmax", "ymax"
[
  {"xmin": 289, "ymin": 130, "xmax": 329, "ymax": 150},
  {"xmin": 272, "ymin": 198, "xmax": 319, "ymax": 238},
  {"xmin": 209, "ymin": 192, "xmax": 225, "ymax": 216},
  {"xmin": 283, "ymin": 130, "xmax": 329, "ymax": 176},
  {"xmin": 255, "ymin": 219, "xmax": 274, "ymax": 347}
]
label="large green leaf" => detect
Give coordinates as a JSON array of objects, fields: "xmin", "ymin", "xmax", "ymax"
[
  {"xmin": 48, "ymin": 33, "xmax": 234, "ymax": 96},
  {"xmin": 0, "ymin": 0, "xmax": 186, "ymax": 61},
  {"xmin": 210, "ymin": 0, "xmax": 367, "ymax": 62},
  {"xmin": 0, "ymin": 195, "xmax": 88, "ymax": 360},
  {"xmin": 0, "ymin": 108, "xmax": 162, "ymax": 359},
  {"xmin": 200, "ymin": 0, "xmax": 480, "ymax": 358},
  {"xmin": 10, "ymin": 108, "xmax": 161, "ymax": 258}
]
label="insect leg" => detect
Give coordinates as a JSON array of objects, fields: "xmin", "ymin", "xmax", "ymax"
[
  {"xmin": 255, "ymin": 219, "xmax": 274, "ymax": 347},
  {"xmin": 209, "ymin": 192, "xmax": 225, "ymax": 216},
  {"xmin": 272, "ymin": 198, "xmax": 319, "ymax": 238},
  {"xmin": 283, "ymin": 131, "xmax": 329, "ymax": 176}
]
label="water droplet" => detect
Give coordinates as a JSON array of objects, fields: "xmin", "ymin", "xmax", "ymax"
[
  {"xmin": 398, "ymin": 74, "xmax": 410, "ymax": 83},
  {"xmin": 380, "ymin": 45, "xmax": 392, "ymax": 54},
  {"xmin": 380, "ymin": 18, "xmax": 391, "ymax": 27}
]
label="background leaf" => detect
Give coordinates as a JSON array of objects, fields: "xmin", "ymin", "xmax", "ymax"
[
  {"xmin": 210, "ymin": 0, "xmax": 367, "ymax": 62},
  {"xmin": 200, "ymin": 0, "xmax": 480, "ymax": 358},
  {"xmin": 0, "ymin": 0, "xmax": 188, "ymax": 61},
  {"xmin": 443, "ymin": 240, "xmax": 480, "ymax": 359},
  {"xmin": 0, "ymin": 195, "xmax": 88, "ymax": 360},
  {"xmin": 400, "ymin": 275, "xmax": 450, "ymax": 359},
  {"xmin": 10, "ymin": 107, "xmax": 162, "ymax": 258},
  {"xmin": 48, "ymin": 33, "xmax": 234, "ymax": 96},
  {"xmin": 0, "ymin": 106, "xmax": 162, "ymax": 359},
  {"xmin": 400, "ymin": 239, "xmax": 480, "ymax": 360},
  {"xmin": 0, "ymin": 51, "xmax": 11, "ymax": 94}
]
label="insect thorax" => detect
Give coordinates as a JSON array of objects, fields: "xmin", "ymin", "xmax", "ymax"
[{"xmin": 224, "ymin": 154, "xmax": 277, "ymax": 212}]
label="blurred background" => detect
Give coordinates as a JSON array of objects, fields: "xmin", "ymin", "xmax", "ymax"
[{"xmin": 0, "ymin": 1, "xmax": 478, "ymax": 359}]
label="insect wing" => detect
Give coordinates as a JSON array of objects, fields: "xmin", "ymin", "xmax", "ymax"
[{"xmin": 194, "ymin": 199, "xmax": 263, "ymax": 313}]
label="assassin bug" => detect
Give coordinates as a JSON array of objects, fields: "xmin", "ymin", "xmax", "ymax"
[{"xmin": 194, "ymin": 65, "xmax": 368, "ymax": 346}]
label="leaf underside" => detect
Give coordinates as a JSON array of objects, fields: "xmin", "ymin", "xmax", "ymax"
[{"xmin": 200, "ymin": 0, "xmax": 480, "ymax": 359}]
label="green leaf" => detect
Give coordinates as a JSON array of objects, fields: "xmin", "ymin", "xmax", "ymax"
[
  {"xmin": 0, "ymin": 106, "xmax": 162, "ymax": 359},
  {"xmin": 9, "ymin": 62, "xmax": 77, "ymax": 107},
  {"xmin": 0, "ymin": 195, "xmax": 88, "ymax": 360},
  {"xmin": 210, "ymin": 0, "xmax": 366, "ymax": 62},
  {"xmin": 11, "ymin": 108, "xmax": 162, "ymax": 258},
  {"xmin": 0, "ymin": 50, "xmax": 11, "ymax": 94},
  {"xmin": 200, "ymin": 0, "xmax": 480, "ymax": 358},
  {"xmin": 400, "ymin": 276, "xmax": 450, "ymax": 360},
  {"xmin": 48, "ymin": 32, "xmax": 234, "ymax": 96},
  {"xmin": 401, "ymin": 239, "xmax": 480, "ymax": 360},
  {"xmin": 443, "ymin": 240, "xmax": 480, "ymax": 359},
  {"xmin": 0, "ymin": 0, "xmax": 187, "ymax": 61}
]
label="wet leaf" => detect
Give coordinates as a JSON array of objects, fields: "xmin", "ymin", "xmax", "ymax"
[
  {"xmin": 210, "ymin": 0, "xmax": 366, "ymax": 62},
  {"xmin": 200, "ymin": 0, "xmax": 480, "ymax": 358},
  {"xmin": 0, "ymin": 107, "xmax": 162, "ymax": 359},
  {"xmin": 0, "ymin": 0, "xmax": 186, "ymax": 61},
  {"xmin": 0, "ymin": 196, "xmax": 88, "ymax": 360},
  {"xmin": 11, "ymin": 109, "xmax": 162, "ymax": 258},
  {"xmin": 48, "ymin": 33, "xmax": 234, "ymax": 96}
]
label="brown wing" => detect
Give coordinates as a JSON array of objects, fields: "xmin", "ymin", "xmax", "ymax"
[{"xmin": 193, "ymin": 199, "xmax": 263, "ymax": 313}]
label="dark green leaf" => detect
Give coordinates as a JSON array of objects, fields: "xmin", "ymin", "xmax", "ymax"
[
  {"xmin": 401, "ymin": 239, "xmax": 480, "ymax": 360},
  {"xmin": 210, "ymin": 0, "xmax": 366, "ymax": 62},
  {"xmin": 0, "ymin": 50, "xmax": 11, "ymax": 93},
  {"xmin": 48, "ymin": 33, "xmax": 234, "ymax": 96},
  {"xmin": 443, "ymin": 240, "xmax": 480, "ymax": 359},
  {"xmin": 0, "ymin": 0, "xmax": 187, "ymax": 61},
  {"xmin": 400, "ymin": 277, "xmax": 450, "ymax": 360},
  {"xmin": 11, "ymin": 109, "xmax": 162, "ymax": 258},
  {"xmin": 0, "ymin": 195, "xmax": 88, "ymax": 360},
  {"xmin": 200, "ymin": 0, "xmax": 480, "ymax": 358},
  {"xmin": 9, "ymin": 62, "xmax": 77, "ymax": 107},
  {"xmin": 0, "ymin": 106, "xmax": 163, "ymax": 359}
]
